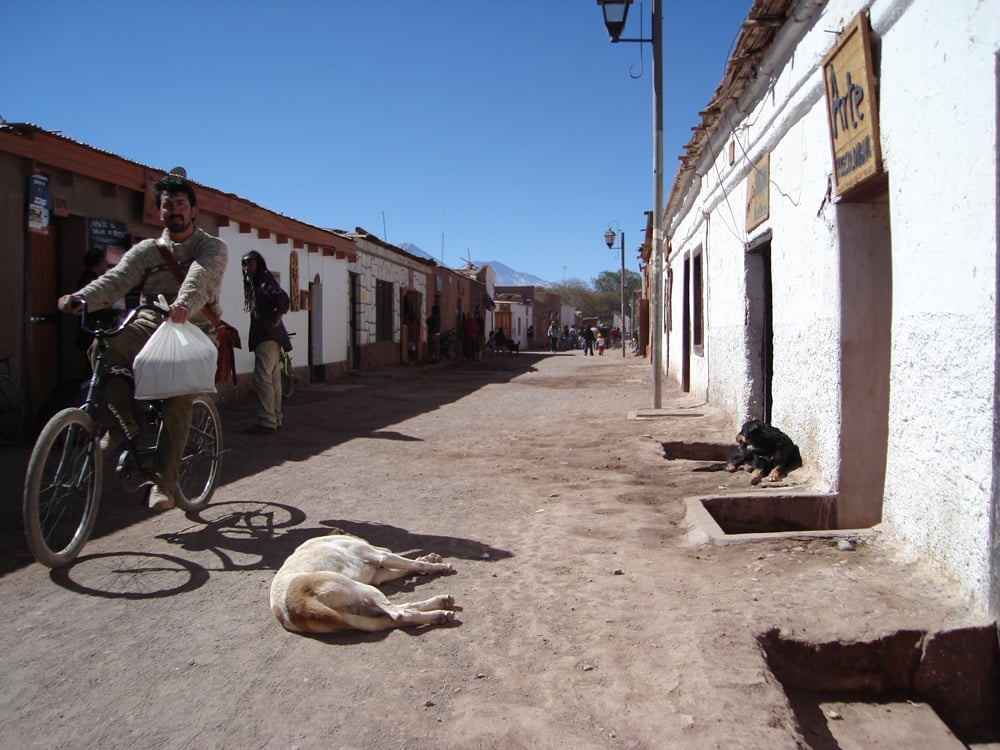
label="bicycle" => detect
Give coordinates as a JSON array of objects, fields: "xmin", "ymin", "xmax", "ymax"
[
  {"xmin": 280, "ymin": 332, "xmax": 295, "ymax": 399},
  {"xmin": 22, "ymin": 301, "xmax": 224, "ymax": 568},
  {"xmin": 0, "ymin": 353, "xmax": 25, "ymax": 445}
]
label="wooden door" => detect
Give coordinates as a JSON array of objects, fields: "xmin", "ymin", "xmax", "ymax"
[{"xmin": 27, "ymin": 228, "xmax": 59, "ymax": 414}]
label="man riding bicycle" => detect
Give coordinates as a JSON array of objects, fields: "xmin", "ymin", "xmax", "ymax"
[{"xmin": 57, "ymin": 173, "xmax": 228, "ymax": 510}]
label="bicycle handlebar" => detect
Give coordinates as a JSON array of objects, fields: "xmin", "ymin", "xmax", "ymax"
[{"xmin": 78, "ymin": 300, "xmax": 170, "ymax": 338}]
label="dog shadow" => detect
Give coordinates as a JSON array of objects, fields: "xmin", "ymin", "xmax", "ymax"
[{"xmin": 318, "ymin": 518, "xmax": 512, "ymax": 565}]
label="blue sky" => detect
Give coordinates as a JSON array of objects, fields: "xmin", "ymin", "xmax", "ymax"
[{"xmin": 2, "ymin": 1, "xmax": 752, "ymax": 286}]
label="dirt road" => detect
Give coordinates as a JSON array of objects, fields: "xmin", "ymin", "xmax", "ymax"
[{"xmin": 0, "ymin": 350, "xmax": 992, "ymax": 749}]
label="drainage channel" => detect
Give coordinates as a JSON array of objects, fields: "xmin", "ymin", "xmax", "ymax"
[
  {"xmin": 758, "ymin": 626, "xmax": 1000, "ymax": 748},
  {"xmin": 662, "ymin": 440, "xmax": 870, "ymax": 545},
  {"xmin": 667, "ymin": 440, "xmax": 1000, "ymax": 745}
]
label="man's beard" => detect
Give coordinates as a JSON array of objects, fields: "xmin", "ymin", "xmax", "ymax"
[{"xmin": 166, "ymin": 216, "xmax": 192, "ymax": 235}]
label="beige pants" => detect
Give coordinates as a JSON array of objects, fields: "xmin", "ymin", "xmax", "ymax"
[
  {"xmin": 253, "ymin": 339, "xmax": 282, "ymax": 429},
  {"xmin": 91, "ymin": 316, "xmax": 194, "ymax": 492}
]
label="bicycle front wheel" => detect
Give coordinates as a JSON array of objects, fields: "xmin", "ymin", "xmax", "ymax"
[
  {"xmin": 23, "ymin": 408, "xmax": 103, "ymax": 567},
  {"xmin": 175, "ymin": 395, "xmax": 223, "ymax": 511},
  {"xmin": 280, "ymin": 354, "xmax": 295, "ymax": 398}
]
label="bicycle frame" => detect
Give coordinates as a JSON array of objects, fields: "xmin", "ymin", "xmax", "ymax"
[
  {"xmin": 23, "ymin": 300, "xmax": 224, "ymax": 567},
  {"xmin": 79, "ymin": 303, "xmax": 165, "ymax": 487}
]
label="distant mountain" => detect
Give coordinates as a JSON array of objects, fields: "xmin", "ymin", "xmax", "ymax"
[
  {"xmin": 398, "ymin": 244, "xmax": 551, "ymax": 288},
  {"xmin": 398, "ymin": 242, "xmax": 437, "ymax": 261},
  {"xmin": 479, "ymin": 261, "xmax": 551, "ymax": 288}
]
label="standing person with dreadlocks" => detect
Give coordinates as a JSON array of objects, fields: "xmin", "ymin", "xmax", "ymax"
[{"xmin": 241, "ymin": 251, "xmax": 291, "ymax": 435}]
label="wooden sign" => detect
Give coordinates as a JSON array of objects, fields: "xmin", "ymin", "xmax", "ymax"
[
  {"xmin": 822, "ymin": 12, "xmax": 882, "ymax": 196},
  {"xmin": 745, "ymin": 153, "xmax": 770, "ymax": 233},
  {"xmin": 289, "ymin": 250, "xmax": 300, "ymax": 311}
]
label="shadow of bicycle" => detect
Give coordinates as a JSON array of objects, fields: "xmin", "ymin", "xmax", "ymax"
[
  {"xmin": 47, "ymin": 499, "xmax": 513, "ymax": 600},
  {"xmin": 49, "ymin": 551, "xmax": 210, "ymax": 599},
  {"xmin": 155, "ymin": 500, "xmax": 514, "ymax": 575}
]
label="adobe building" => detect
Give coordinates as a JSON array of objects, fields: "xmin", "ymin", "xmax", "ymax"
[{"xmin": 0, "ymin": 123, "xmax": 354, "ymax": 420}]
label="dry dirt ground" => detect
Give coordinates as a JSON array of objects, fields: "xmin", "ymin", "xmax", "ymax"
[{"xmin": 0, "ymin": 349, "xmax": 996, "ymax": 749}]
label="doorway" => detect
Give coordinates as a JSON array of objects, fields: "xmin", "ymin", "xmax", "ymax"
[
  {"xmin": 400, "ymin": 289, "xmax": 421, "ymax": 363},
  {"xmin": 745, "ymin": 234, "xmax": 773, "ymax": 423},
  {"xmin": 348, "ymin": 272, "xmax": 360, "ymax": 370},
  {"xmin": 681, "ymin": 256, "xmax": 691, "ymax": 392}
]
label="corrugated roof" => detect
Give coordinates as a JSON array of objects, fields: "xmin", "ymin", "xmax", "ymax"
[
  {"xmin": 665, "ymin": 0, "xmax": 806, "ymax": 221},
  {"xmin": 0, "ymin": 121, "xmax": 338, "ymax": 238}
]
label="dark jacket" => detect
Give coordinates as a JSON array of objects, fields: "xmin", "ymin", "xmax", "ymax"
[{"xmin": 248, "ymin": 270, "xmax": 291, "ymax": 352}]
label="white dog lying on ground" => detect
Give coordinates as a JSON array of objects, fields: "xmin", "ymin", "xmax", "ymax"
[{"xmin": 270, "ymin": 531, "xmax": 457, "ymax": 634}]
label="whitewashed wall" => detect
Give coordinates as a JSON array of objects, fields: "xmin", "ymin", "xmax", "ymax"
[
  {"xmin": 217, "ymin": 226, "xmax": 349, "ymax": 374},
  {"xmin": 663, "ymin": 0, "xmax": 1000, "ymax": 608},
  {"xmin": 666, "ymin": 1, "xmax": 845, "ymax": 488},
  {"xmin": 301, "ymin": 250, "xmax": 349, "ymax": 366},
  {"xmin": 875, "ymin": 0, "xmax": 999, "ymax": 602}
]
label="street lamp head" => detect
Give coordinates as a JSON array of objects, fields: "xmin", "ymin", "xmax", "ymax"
[
  {"xmin": 604, "ymin": 228, "xmax": 617, "ymax": 248},
  {"xmin": 596, "ymin": 0, "xmax": 632, "ymax": 43}
]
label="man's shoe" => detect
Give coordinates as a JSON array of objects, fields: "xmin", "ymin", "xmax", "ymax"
[
  {"xmin": 148, "ymin": 485, "xmax": 176, "ymax": 511},
  {"xmin": 244, "ymin": 424, "xmax": 276, "ymax": 436}
]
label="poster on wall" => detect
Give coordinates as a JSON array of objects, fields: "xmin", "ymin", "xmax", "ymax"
[
  {"xmin": 89, "ymin": 218, "xmax": 130, "ymax": 266},
  {"xmin": 28, "ymin": 173, "xmax": 50, "ymax": 235}
]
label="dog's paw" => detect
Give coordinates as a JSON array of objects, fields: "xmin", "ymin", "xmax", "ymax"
[
  {"xmin": 750, "ymin": 471, "xmax": 764, "ymax": 486},
  {"xmin": 418, "ymin": 553, "xmax": 443, "ymax": 564},
  {"xmin": 725, "ymin": 464, "xmax": 737, "ymax": 473},
  {"xmin": 442, "ymin": 594, "xmax": 455, "ymax": 608},
  {"xmin": 436, "ymin": 610, "xmax": 456, "ymax": 624}
]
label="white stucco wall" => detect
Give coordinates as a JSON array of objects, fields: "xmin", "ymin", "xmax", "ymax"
[
  {"xmin": 875, "ymin": 0, "xmax": 999, "ymax": 600},
  {"xmin": 666, "ymin": 1, "xmax": 846, "ymax": 487},
  {"xmin": 301, "ymin": 251, "xmax": 349, "ymax": 366},
  {"xmin": 663, "ymin": 0, "xmax": 1000, "ymax": 607},
  {"xmin": 218, "ymin": 226, "xmax": 348, "ymax": 374}
]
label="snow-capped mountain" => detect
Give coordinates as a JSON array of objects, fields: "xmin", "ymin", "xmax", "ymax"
[
  {"xmin": 398, "ymin": 242, "xmax": 437, "ymax": 261},
  {"xmin": 478, "ymin": 261, "xmax": 551, "ymax": 288},
  {"xmin": 398, "ymin": 243, "xmax": 551, "ymax": 287}
]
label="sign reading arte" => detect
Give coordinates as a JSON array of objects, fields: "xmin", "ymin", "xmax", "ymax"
[{"xmin": 822, "ymin": 12, "xmax": 882, "ymax": 196}]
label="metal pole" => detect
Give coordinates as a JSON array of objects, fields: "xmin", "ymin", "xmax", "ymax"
[
  {"xmin": 651, "ymin": 0, "xmax": 664, "ymax": 407},
  {"xmin": 620, "ymin": 231, "xmax": 626, "ymax": 358}
]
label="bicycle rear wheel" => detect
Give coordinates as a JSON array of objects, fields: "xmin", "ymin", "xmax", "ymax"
[
  {"xmin": 23, "ymin": 408, "xmax": 103, "ymax": 567},
  {"xmin": 175, "ymin": 395, "xmax": 222, "ymax": 511}
]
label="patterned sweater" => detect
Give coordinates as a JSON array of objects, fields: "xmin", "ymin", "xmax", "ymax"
[{"xmin": 74, "ymin": 226, "xmax": 228, "ymax": 337}]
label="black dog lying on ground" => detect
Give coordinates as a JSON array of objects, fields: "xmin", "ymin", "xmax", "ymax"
[{"xmin": 694, "ymin": 419, "xmax": 802, "ymax": 485}]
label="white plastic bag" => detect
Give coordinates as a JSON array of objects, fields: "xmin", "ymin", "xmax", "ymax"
[{"xmin": 133, "ymin": 319, "xmax": 217, "ymax": 400}]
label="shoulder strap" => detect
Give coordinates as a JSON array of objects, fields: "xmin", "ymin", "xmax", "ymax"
[{"xmin": 155, "ymin": 239, "xmax": 223, "ymax": 329}]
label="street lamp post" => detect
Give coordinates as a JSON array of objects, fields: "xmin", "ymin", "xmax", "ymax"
[
  {"xmin": 596, "ymin": 0, "xmax": 664, "ymax": 408},
  {"xmin": 604, "ymin": 226, "xmax": 626, "ymax": 358}
]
